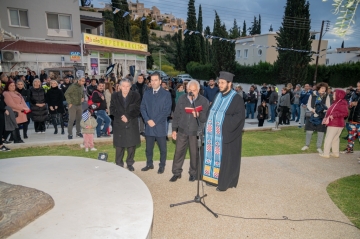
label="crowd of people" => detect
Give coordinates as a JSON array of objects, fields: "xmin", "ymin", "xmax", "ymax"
[{"xmin": 1, "ymin": 68, "xmax": 359, "ymax": 167}]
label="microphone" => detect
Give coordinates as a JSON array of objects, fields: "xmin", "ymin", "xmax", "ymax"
[{"xmin": 188, "ymin": 92, "xmax": 194, "ymax": 97}]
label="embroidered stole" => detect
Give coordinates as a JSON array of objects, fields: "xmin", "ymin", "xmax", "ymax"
[{"xmin": 202, "ymin": 90, "xmax": 236, "ymax": 185}]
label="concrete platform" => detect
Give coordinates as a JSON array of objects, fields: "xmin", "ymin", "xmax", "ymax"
[{"xmin": 0, "ymin": 156, "xmax": 153, "ymax": 239}]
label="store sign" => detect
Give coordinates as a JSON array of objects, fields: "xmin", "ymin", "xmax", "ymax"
[
  {"xmin": 83, "ymin": 33, "xmax": 148, "ymax": 52},
  {"xmin": 70, "ymin": 52, "xmax": 81, "ymax": 62}
]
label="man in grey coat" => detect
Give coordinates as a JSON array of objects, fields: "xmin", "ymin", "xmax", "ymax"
[
  {"xmin": 170, "ymin": 80, "xmax": 210, "ymax": 182},
  {"xmin": 110, "ymin": 79, "xmax": 141, "ymax": 171}
]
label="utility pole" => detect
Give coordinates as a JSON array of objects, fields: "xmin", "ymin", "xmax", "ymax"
[{"xmin": 313, "ymin": 20, "xmax": 330, "ymax": 85}]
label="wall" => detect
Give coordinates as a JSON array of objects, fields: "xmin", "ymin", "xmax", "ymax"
[
  {"xmin": 326, "ymin": 52, "xmax": 360, "ymax": 65},
  {"xmin": 0, "ymin": 0, "xmax": 81, "ymax": 42},
  {"xmin": 150, "ymin": 29, "xmax": 176, "ymax": 38}
]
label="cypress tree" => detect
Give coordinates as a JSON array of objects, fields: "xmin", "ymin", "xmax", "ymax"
[
  {"xmin": 212, "ymin": 12, "xmax": 236, "ymax": 74},
  {"xmin": 241, "ymin": 20, "xmax": 247, "ymax": 37},
  {"xmin": 204, "ymin": 26, "xmax": 212, "ymax": 63},
  {"xmin": 184, "ymin": 0, "xmax": 200, "ymax": 64},
  {"xmin": 269, "ymin": 24, "xmax": 273, "ymax": 32},
  {"xmin": 229, "ymin": 19, "xmax": 241, "ymax": 39},
  {"xmin": 139, "ymin": 15, "xmax": 153, "ymax": 69},
  {"xmin": 275, "ymin": 0, "xmax": 312, "ymax": 85},
  {"xmin": 112, "ymin": 0, "xmax": 131, "ymax": 41},
  {"xmin": 258, "ymin": 14, "xmax": 261, "ymax": 34},
  {"xmin": 197, "ymin": 5, "xmax": 206, "ymax": 64},
  {"xmin": 174, "ymin": 30, "xmax": 185, "ymax": 71}
]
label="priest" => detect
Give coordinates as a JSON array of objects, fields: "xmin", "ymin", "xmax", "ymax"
[{"xmin": 202, "ymin": 71, "xmax": 245, "ymax": 191}]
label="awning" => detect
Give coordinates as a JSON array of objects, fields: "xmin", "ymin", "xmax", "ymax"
[
  {"xmin": 84, "ymin": 44, "xmax": 151, "ymax": 56},
  {"xmin": 0, "ymin": 41, "xmax": 80, "ymax": 55}
]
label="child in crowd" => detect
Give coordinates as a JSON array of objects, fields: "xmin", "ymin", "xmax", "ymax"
[
  {"xmin": 80, "ymin": 109, "xmax": 98, "ymax": 152},
  {"xmin": 257, "ymin": 100, "xmax": 268, "ymax": 127}
]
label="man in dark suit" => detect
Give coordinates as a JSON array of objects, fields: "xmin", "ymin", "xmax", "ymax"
[
  {"xmin": 110, "ymin": 78, "xmax": 141, "ymax": 171},
  {"xmin": 140, "ymin": 72, "xmax": 172, "ymax": 174}
]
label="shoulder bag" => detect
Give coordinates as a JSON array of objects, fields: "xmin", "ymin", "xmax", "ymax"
[{"xmin": 322, "ymin": 102, "xmax": 338, "ymax": 125}]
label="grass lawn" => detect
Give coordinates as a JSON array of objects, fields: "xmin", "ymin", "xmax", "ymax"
[
  {"xmin": 0, "ymin": 127, "xmax": 349, "ymax": 162},
  {"xmin": 327, "ymin": 175, "xmax": 360, "ymax": 229}
]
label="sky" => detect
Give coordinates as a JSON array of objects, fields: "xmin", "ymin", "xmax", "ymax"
[{"xmin": 90, "ymin": 0, "xmax": 359, "ymax": 48}]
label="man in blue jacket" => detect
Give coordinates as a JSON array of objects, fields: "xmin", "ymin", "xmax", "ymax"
[
  {"xmin": 299, "ymin": 84, "xmax": 312, "ymax": 128},
  {"xmin": 140, "ymin": 72, "xmax": 172, "ymax": 174},
  {"xmin": 204, "ymin": 79, "xmax": 219, "ymax": 104}
]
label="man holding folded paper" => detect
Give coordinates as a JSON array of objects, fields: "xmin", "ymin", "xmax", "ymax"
[{"xmin": 170, "ymin": 80, "xmax": 210, "ymax": 182}]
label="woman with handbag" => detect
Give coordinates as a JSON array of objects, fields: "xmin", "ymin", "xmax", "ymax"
[
  {"xmin": 320, "ymin": 89, "xmax": 348, "ymax": 158},
  {"xmin": 301, "ymin": 82, "xmax": 331, "ymax": 153},
  {"xmin": 46, "ymin": 80, "xmax": 65, "ymax": 134},
  {"xmin": 30, "ymin": 79, "xmax": 48, "ymax": 133},
  {"xmin": 16, "ymin": 79, "xmax": 31, "ymax": 138},
  {"xmin": 3, "ymin": 81, "xmax": 30, "ymax": 143}
]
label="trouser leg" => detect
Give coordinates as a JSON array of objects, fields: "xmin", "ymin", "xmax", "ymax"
[
  {"xmin": 300, "ymin": 106, "xmax": 306, "ymax": 126},
  {"xmin": 89, "ymin": 134, "xmax": 94, "ymax": 148},
  {"xmin": 139, "ymin": 116, "xmax": 145, "ymax": 133},
  {"xmin": 125, "ymin": 146, "xmax": 136, "ymax": 166},
  {"xmin": 156, "ymin": 136, "xmax": 167, "ymax": 167},
  {"xmin": 75, "ymin": 105, "xmax": 82, "ymax": 135},
  {"xmin": 316, "ymin": 132, "xmax": 325, "ymax": 149},
  {"xmin": 331, "ymin": 127, "xmax": 343, "ymax": 155},
  {"xmin": 145, "ymin": 136, "xmax": 155, "ymax": 166},
  {"xmin": 188, "ymin": 135, "xmax": 199, "ymax": 177},
  {"xmin": 67, "ymin": 106, "xmax": 76, "ymax": 135},
  {"xmin": 115, "ymin": 147, "xmax": 126, "ymax": 166},
  {"xmin": 258, "ymin": 119, "xmax": 264, "ymax": 126},
  {"xmin": 323, "ymin": 127, "xmax": 337, "ymax": 156},
  {"xmin": 172, "ymin": 132, "xmax": 188, "ymax": 176},
  {"xmin": 305, "ymin": 131, "xmax": 313, "ymax": 146}
]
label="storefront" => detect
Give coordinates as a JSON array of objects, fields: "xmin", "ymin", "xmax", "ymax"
[{"xmin": 82, "ymin": 33, "xmax": 150, "ymax": 77}]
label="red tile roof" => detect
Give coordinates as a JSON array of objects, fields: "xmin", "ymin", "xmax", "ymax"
[{"xmin": 0, "ymin": 40, "xmax": 80, "ymax": 55}]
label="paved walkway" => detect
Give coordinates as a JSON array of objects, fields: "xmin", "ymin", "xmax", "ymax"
[
  {"xmin": 7, "ymin": 118, "xmax": 299, "ymax": 149},
  {"xmin": 134, "ymin": 154, "xmax": 360, "ymax": 239}
]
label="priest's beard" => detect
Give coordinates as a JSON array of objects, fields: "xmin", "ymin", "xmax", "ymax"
[{"xmin": 220, "ymin": 83, "xmax": 231, "ymax": 94}]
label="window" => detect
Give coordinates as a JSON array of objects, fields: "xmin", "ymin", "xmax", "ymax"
[
  {"xmin": 326, "ymin": 59, "xmax": 329, "ymax": 65},
  {"xmin": 258, "ymin": 49, "xmax": 263, "ymax": 56},
  {"xmin": 85, "ymin": 28, "xmax": 92, "ymax": 34},
  {"xmin": 47, "ymin": 13, "xmax": 71, "ymax": 30},
  {"xmin": 244, "ymin": 49, "xmax": 248, "ymax": 58},
  {"xmin": 8, "ymin": 9, "xmax": 29, "ymax": 27},
  {"xmin": 236, "ymin": 50, "xmax": 241, "ymax": 58}
]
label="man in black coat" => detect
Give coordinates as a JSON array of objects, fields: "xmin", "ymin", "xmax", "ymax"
[
  {"xmin": 170, "ymin": 80, "xmax": 209, "ymax": 182},
  {"xmin": 110, "ymin": 79, "xmax": 141, "ymax": 171},
  {"xmin": 39, "ymin": 70, "xmax": 47, "ymax": 83},
  {"xmin": 131, "ymin": 74, "xmax": 148, "ymax": 136}
]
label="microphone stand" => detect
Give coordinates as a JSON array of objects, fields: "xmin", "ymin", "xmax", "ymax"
[{"xmin": 170, "ymin": 92, "xmax": 218, "ymax": 218}]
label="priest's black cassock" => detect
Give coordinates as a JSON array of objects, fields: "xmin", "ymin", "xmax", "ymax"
[{"xmin": 202, "ymin": 71, "xmax": 245, "ymax": 191}]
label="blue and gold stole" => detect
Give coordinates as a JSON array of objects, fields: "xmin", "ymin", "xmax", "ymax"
[{"xmin": 202, "ymin": 90, "xmax": 237, "ymax": 185}]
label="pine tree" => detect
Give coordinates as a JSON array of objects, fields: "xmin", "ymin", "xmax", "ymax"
[
  {"xmin": 248, "ymin": 16, "xmax": 259, "ymax": 35},
  {"xmin": 139, "ymin": 15, "xmax": 153, "ymax": 69},
  {"xmin": 275, "ymin": 0, "xmax": 312, "ymax": 85},
  {"xmin": 112, "ymin": 0, "xmax": 131, "ymax": 41},
  {"xmin": 269, "ymin": 24, "xmax": 273, "ymax": 32},
  {"xmin": 184, "ymin": 0, "xmax": 200, "ymax": 64},
  {"xmin": 212, "ymin": 11, "xmax": 236, "ymax": 74},
  {"xmin": 229, "ymin": 19, "xmax": 241, "ymax": 39},
  {"xmin": 241, "ymin": 20, "xmax": 247, "ymax": 37},
  {"xmin": 258, "ymin": 14, "xmax": 261, "ymax": 34},
  {"xmin": 197, "ymin": 5, "xmax": 206, "ymax": 64}
]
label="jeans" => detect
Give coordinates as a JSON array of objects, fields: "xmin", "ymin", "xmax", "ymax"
[
  {"xmin": 95, "ymin": 110, "xmax": 111, "ymax": 137},
  {"xmin": 270, "ymin": 104, "xmax": 276, "ymax": 122},
  {"xmin": 291, "ymin": 104, "xmax": 300, "ymax": 121},
  {"xmin": 246, "ymin": 103, "xmax": 255, "ymax": 119}
]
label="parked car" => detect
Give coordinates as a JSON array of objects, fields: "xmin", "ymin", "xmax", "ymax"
[
  {"xmin": 177, "ymin": 74, "xmax": 193, "ymax": 82},
  {"xmin": 154, "ymin": 70, "xmax": 169, "ymax": 82}
]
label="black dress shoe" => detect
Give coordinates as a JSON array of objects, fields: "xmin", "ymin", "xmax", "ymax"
[
  {"xmin": 169, "ymin": 175, "xmax": 181, "ymax": 182},
  {"xmin": 127, "ymin": 165, "xmax": 135, "ymax": 171},
  {"xmin": 14, "ymin": 140, "xmax": 25, "ymax": 144},
  {"xmin": 189, "ymin": 175, "xmax": 196, "ymax": 182},
  {"xmin": 3, "ymin": 141, "xmax": 12, "ymax": 144},
  {"xmin": 158, "ymin": 167, "xmax": 165, "ymax": 174},
  {"xmin": 216, "ymin": 187, "xmax": 226, "ymax": 192},
  {"xmin": 141, "ymin": 165, "xmax": 154, "ymax": 171},
  {"xmin": 206, "ymin": 182, "xmax": 216, "ymax": 187},
  {"xmin": 24, "ymin": 135, "xmax": 28, "ymax": 139}
]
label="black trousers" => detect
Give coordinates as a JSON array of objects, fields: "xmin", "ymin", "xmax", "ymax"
[
  {"xmin": 172, "ymin": 132, "xmax": 199, "ymax": 177},
  {"xmin": 145, "ymin": 136, "xmax": 167, "ymax": 167},
  {"xmin": 258, "ymin": 119, "xmax": 265, "ymax": 127},
  {"xmin": 34, "ymin": 121, "xmax": 46, "ymax": 132},
  {"xmin": 115, "ymin": 146, "xmax": 136, "ymax": 167}
]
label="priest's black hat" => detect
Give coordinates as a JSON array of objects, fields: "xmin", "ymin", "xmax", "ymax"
[{"xmin": 219, "ymin": 71, "xmax": 235, "ymax": 82}]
